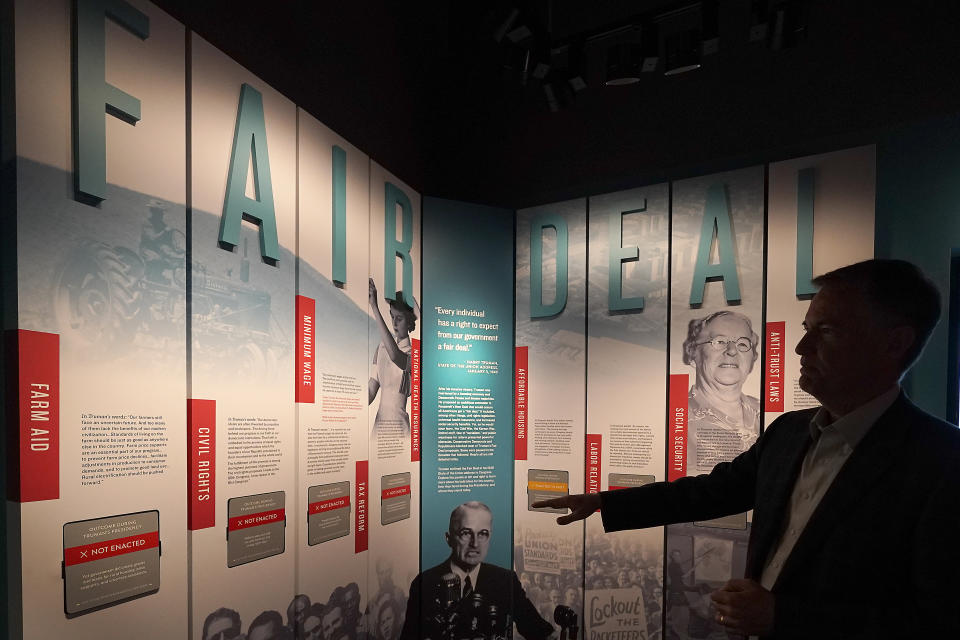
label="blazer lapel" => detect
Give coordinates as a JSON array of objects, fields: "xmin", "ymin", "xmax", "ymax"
[
  {"xmin": 772, "ymin": 396, "xmax": 911, "ymax": 589},
  {"xmin": 745, "ymin": 419, "xmax": 811, "ymax": 579}
]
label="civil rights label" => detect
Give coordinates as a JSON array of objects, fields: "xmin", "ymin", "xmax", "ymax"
[
  {"xmin": 527, "ymin": 469, "xmax": 569, "ymax": 513},
  {"xmin": 62, "ymin": 511, "xmax": 160, "ymax": 617},
  {"xmin": 226, "ymin": 491, "xmax": 286, "ymax": 567},
  {"xmin": 308, "ymin": 481, "xmax": 351, "ymax": 545},
  {"xmin": 380, "ymin": 472, "xmax": 411, "ymax": 525}
]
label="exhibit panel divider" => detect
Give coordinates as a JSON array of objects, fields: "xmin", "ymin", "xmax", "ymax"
[
  {"xmin": 666, "ymin": 167, "xmax": 764, "ymax": 640},
  {"xmin": 295, "ymin": 109, "xmax": 372, "ymax": 631},
  {"xmin": 187, "ymin": 34, "xmax": 297, "ymax": 636},
  {"xmin": 585, "ymin": 185, "xmax": 669, "ymax": 640},
  {"xmin": 420, "ymin": 198, "xmax": 518, "ymax": 639},
  {"xmin": 514, "ymin": 200, "xmax": 587, "ymax": 637},
  {"xmin": 367, "ymin": 162, "xmax": 422, "ymax": 635},
  {"xmin": 764, "ymin": 146, "xmax": 876, "ymax": 426},
  {"xmin": 12, "ymin": 0, "xmax": 188, "ymax": 637}
]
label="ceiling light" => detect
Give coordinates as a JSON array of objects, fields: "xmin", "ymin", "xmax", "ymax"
[
  {"xmin": 605, "ymin": 42, "xmax": 642, "ymax": 86},
  {"xmin": 664, "ymin": 29, "xmax": 701, "ymax": 76}
]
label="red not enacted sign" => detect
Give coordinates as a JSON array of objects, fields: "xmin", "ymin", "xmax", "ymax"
[
  {"xmin": 188, "ymin": 399, "xmax": 216, "ymax": 530},
  {"xmin": 585, "ymin": 434, "xmax": 602, "ymax": 494},
  {"xmin": 64, "ymin": 531, "xmax": 160, "ymax": 566},
  {"xmin": 381, "ymin": 485, "xmax": 411, "ymax": 500},
  {"xmin": 411, "ymin": 338, "xmax": 421, "ymax": 461},
  {"xmin": 309, "ymin": 497, "xmax": 350, "ymax": 514},
  {"xmin": 296, "ymin": 295, "xmax": 316, "ymax": 404},
  {"xmin": 355, "ymin": 461, "xmax": 368, "ymax": 553},
  {"xmin": 765, "ymin": 321, "xmax": 786, "ymax": 413},
  {"xmin": 228, "ymin": 508, "xmax": 285, "ymax": 532},
  {"xmin": 17, "ymin": 330, "xmax": 60, "ymax": 502},
  {"xmin": 514, "ymin": 346, "xmax": 528, "ymax": 461},
  {"xmin": 668, "ymin": 374, "xmax": 689, "ymax": 482}
]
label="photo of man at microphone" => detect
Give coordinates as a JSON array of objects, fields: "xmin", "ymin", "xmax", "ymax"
[{"xmin": 399, "ymin": 501, "xmax": 555, "ymax": 640}]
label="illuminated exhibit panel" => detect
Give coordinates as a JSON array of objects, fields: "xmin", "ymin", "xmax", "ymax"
[
  {"xmin": 13, "ymin": 0, "xmax": 188, "ymax": 637},
  {"xmin": 296, "ymin": 108, "xmax": 373, "ymax": 624},
  {"xmin": 187, "ymin": 34, "xmax": 297, "ymax": 636},
  {"xmin": 420, "ymin": 198, "xmax": 518, "ymax": 640},
  {"xmin": 585, "ymin": 185, "xmax": 669, "ymax": 640},
  {"xmin": 367, "ymin": 162, "xmax": 423, "ymax": 633},
  {"xmin": 764, "ymin": 146, "xmax": 876, "ymax": 424},
  {"xmin": 665, "ymin": 167, "xmax": 764, "ymax": 640},
  {"xmin": 514, "ymin": 199, "xmax": 587, "ymax": 637}
]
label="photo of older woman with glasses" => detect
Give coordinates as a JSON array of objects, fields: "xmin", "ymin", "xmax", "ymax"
[{"xmin": 682, "ymin": 310, "xmax": 761, "ymax": 474}]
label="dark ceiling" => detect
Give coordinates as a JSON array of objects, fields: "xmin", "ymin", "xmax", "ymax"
[{"xmin": 154, "ymin": 1, "xmax": 960, "ymax": 208}]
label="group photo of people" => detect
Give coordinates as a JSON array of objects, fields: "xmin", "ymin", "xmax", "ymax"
[{"xmin": 202, "ymin": 558, "xmax": 409, "ymax": 640}]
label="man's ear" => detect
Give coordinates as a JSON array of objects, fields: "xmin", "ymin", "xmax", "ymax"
[{"xmin": 445, "ymin": 531, "xmax": 453, "ymax": 549}]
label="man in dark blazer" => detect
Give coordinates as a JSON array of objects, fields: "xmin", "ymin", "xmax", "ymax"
[
  {"xmin": 535, "ymin": 259, "xmax": 960, "ymax": 639},
  {"xmin": 399, "ymin": 501, "xmax": 553, "ymax": 640}
]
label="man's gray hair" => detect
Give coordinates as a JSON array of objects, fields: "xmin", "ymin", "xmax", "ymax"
[
  {"xmin": 812, "ymin": 259, "xmax": 941, "ymax": 372},
  {"xmin": 448, "ymin": 501, "xmax": 493, "ymax": 532}
]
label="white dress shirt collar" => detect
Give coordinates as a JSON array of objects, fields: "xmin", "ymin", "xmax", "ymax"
[{"xmin": 809, "ymin": 384, "xmax": 901, "ymax": 448}]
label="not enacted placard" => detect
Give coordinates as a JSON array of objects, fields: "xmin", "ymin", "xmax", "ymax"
[
  {"xmin": 226, "ymin": 491, "xmax": 286, "ymax": 567},
  {"xmin": 527, "ymin": 469, "xmax": 569, "ymax": 513},
  {"xmin": 62, "ymin": 510, "xmax": 161, "ymax": 617},
  {"xmin": 380, "ymin": 472, "xmax": 411, "ymax": 525},
  {"xmin": 307, "ymin": 482, "xmax": 351, "ymax": 545}
]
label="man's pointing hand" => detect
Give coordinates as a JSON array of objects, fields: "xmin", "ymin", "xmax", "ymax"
[{"xmin": 531, "ymin": 493, "xmax": 602, "ymax": 525}]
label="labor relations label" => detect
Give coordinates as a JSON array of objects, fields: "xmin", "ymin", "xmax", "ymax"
[{"xmin": 585, "ymin": 434, "xmax": 602, "ymax": 494}]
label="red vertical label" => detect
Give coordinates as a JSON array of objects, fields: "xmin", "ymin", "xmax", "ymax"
[
  {"xmin": 355, "ymin": 460, "xmax": 368, "ymax": 553},
  {"xmin": 18, "ymin": 330, "xmax": 59, "ymax": 502},
  {"xmin": 188, "ymin": 399, "xmax": 216, "ymax": 530},
  {"xmin": 668, "ymin": 374, "xmax": 689, "ymax": 482},
  {"xmin": 411, "ymin": 338, "xmax": 421, "ymax": 461},
  {"xmin": 765, "ymin": 321, "xmax": 786, "ymax": 413},
  {"xmin": 296, "ymin": 295, "xmax": 316, "ymax": 403},
  {"xmin": 585, "ymin": 434, "xmax": 602, "ymax": 494},
  {"xmin": 514, "ymin": 346, "xmax": 528, "ymax": 460}
]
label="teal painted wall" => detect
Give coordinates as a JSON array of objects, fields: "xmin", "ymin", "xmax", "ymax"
[{"xmin": 877, "ymin": 116, "xmax": 960, "ymax": 420}]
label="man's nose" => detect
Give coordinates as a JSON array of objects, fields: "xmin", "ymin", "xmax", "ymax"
[{"xmin": 795, "ymin": 331, "xmax": 811, "ymax": 355}]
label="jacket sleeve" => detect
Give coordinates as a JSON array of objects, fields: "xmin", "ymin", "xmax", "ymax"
[
  {"xmin": 600, "ymin": 431, "xmax": 762, "ymax": 532},
  {"xmin": 510, "ymin": 571, "xmax": 554, "ymax": 640}
]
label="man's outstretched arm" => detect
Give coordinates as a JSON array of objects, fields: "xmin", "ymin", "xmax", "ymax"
[{"xmin": 532, "ymin": 436, "xmax": 762, "ymax": 530}]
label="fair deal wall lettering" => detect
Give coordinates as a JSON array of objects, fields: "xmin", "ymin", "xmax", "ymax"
[
  {"xmin": 71, "ymin": 0, "xmax": 415, "ymax": 302},
  {"xmin": 529, "ymin": 178, "xmax": 819, "ymax": 318}
]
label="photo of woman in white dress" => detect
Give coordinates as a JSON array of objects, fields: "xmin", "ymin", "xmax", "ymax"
[{"xmin": 368, "ymin": 278, "xmax": 420, "ymax": 433}]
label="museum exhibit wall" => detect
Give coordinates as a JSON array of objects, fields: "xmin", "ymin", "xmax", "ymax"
[
  {"xmin": 6, "ymin": 2, "xmax": 959, "ymax": 640},
  {"xmin": 7, "ymin": 0, "xmax": 421, "ymax": 637}
]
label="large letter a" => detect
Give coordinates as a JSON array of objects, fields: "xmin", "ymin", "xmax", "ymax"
[{"xmin": 219, "ymin": 83, "xmax": 279, "ymax": 262}]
